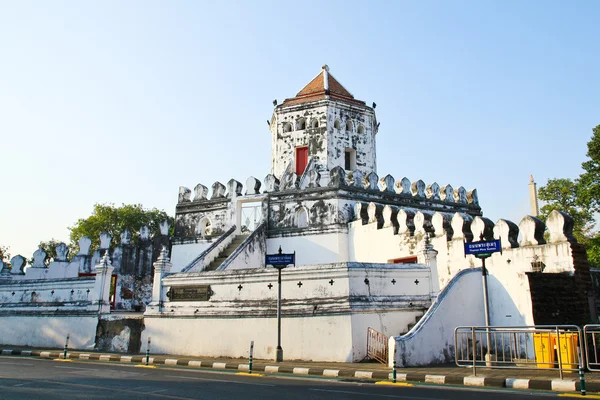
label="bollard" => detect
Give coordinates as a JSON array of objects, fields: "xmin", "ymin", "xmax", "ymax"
[
  {"xmin": 392, "ymin": 360, "xmax": 397, "ymax": 383},
  {"xmin": 145, "ymin": 337, "xmax": 151, "ymax": 366},
  {"xmin": 249, "ymin": 341, "xmax": 254, "ymax": 374},
  {"xmin": 579, "ymin": 365, "xmax": 586, "ymax": 396},
  {"xmin": 63, "ymin": 334, "xmax": 70, "ymax": 360}
]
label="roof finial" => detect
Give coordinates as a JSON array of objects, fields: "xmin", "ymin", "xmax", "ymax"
[{"xmin": 322, "ymin": 65, "xmax": 329, "ymax": 92}]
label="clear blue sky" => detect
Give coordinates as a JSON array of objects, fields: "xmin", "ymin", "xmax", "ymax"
[{"xmin": 1, "ymin": 1, "xmax": 599, "ymax": 258}]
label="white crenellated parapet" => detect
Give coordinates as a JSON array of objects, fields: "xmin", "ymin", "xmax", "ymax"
[
  {"xmin": 395, "ymin": 177, "xmax": 411, "ymax": 196},
  {"xmin": 350, "ymin": 169, "xmax": 364, "ymax": 188},
  {"xmin": 226, "ymin": 179, "xmax": 243, "ymax": 198},
  {"xmin": 364, "ymin": 172, "xmax": 378, "ymax": 190},
  {"xmin": 77, "ymin": 236, "xmax": 92, "ymax": 255},
  {"xmin": 31, "ymin": 248, "xmax": 47, "ymax": 268},
  {"xmin": 518, "ymin": 216, "xmax": 546, "ymax": 246},
  {"xmin": 245, "ymin": 177, "xmax": 261, "ymax": 195},
  {"xmin": 432, "ymin": 212, "xmax": 453, "ymax": 240},
  {"xmin": 546, "ymin": 210, "xmax": 576, "ymax": 243},
  {"xmin": 493, "ymin": 219, "xmax": 519, "ymax": 249},
  {"xmin": 0, "ymin": 260, "xmax": 11, "ymax": 280},
  {"xmin": 412, "ymin": 180, "xmax": 426, "ymax": 198},
  {"xmin": 454, "ymin": 186, "xmax": 467, "ymax": 204},
  {"xmin": 211, "ymin": 182, "xmax": 226, "ymax": 199},
  {"xmin": 263, "ymin": 174, "xmax": 280, "ymax": 192},
  {"xmin": 467, "ymin": 189, "xmax": 479, "ymax": 206},
  {"xmin": 10, "ymin": 255, "xmax": 26, "ymax": 275},
  {"xmin": 450, "ymin": 213, "xmax": 474, "ymax": 241},
  {"xmin": 382, "ymin": 205, "xmax": 399, "ymax": 230},
  {"xmin": 99, "ymin": 232, "xmax": 112, "ymax": 250},
  {"xmin": 159, "ymin": 220, "xmax": 170, "ymax": 236},
  {"xmin": 397, "ymin": 209, "xmax": 416, "ymax": 236},
  {"xmin": 440, "ymin": 184, "xmax": 454, "ymax": 202},
  {"xmin": 470, "ymin": 216, "xmax": 495, "ymax": 241},
  {"xmin": 354, "ymin": 202, "xmax": 369, "ymax": 225},
  {"xmin": 367, "ymin": 202, "xmax": 384, "ymax": 228},
  {"xmin": 328, "ymin": 166, "xmax": 347, "ymax": 188},
  {"xmin": 193, "ymin": 184, "xmax": 209, "ymax": 201},
  {"xmin": 178, "ymin": 186, "xmax": 191, "ymax": 203},
  {"xmin": 414, "ymin": 211, "xmax": 434, "ymax": 235},
  {"xmin": 427, "ymin": 183, "xmax": 441, "ymax": 200},
  {"xmin": 379, "ymin": 174, "xmax": 395, "ymax": 193}
]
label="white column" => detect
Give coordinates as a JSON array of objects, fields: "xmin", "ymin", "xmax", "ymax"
[
  {"xmin": 93, "ymin": 251, "xmax": 114, "ymax": 314},
  {"xmin": 148, "ymin": 247, "xmax": 172, "ymax": 313},
  {"xmin": 417, "ymin": 234, "xmax": 440, "ymax": 299}
]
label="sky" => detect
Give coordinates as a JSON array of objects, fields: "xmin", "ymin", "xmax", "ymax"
[{"xmin": 1, "ymin": 1, "xmax": 599, "ymax": 259}]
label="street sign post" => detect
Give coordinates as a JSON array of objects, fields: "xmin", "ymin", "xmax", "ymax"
[
  {"xmin": 464, "ymin": 237, "xmax": 502, "ymax": 366},
  {"xmin": 265, "ymin": 247, "xmax": 295, "ymax": 363}
]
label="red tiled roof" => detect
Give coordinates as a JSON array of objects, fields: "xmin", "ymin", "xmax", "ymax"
[{"xmin": 281, "ymin": 67, "xmax": 366, "ymax": 107}]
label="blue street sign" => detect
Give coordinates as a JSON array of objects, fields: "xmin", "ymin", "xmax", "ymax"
[
  {"xmin": 464, "ymin": 240, "xmax": 501, "ymax": 256},
  {"xmin": 265, "ymin": 253, "xmax": 295, "ymax": 266}
]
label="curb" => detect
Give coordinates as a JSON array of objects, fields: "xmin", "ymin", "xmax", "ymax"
[{"xmin": 2, "ymin": 348, "xmax": 598, "ymax": 393}]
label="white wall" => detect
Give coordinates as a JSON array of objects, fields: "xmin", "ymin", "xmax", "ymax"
[
  {"xmin": 266, "ymin": 232, "xmax": 348, "ymax": 266},
  {"xmin": 390, "ymin": 268, "xmax": 485, "ymax": 367},
  {"xmin": 170, "ymin": 241, "xmax": 213, "ymax": 272},
  {"xmin": 0, "ymin": 315, "xmax": 98, "ymax": 349}
]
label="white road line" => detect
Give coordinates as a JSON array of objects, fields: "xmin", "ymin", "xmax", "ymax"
[
  {"xmin": 165, "ymin": 375, "xmax": 275, "ymax": 387},
  {"xmin": 13, "ymin": 382, "xmax": 32, "ymax": 387},
  {"xmin": 55, "ymin": 366, "xmax": 99, "ymax": 371},
  {"xmin": 152, "ymin": 389, "xmax": 169, "ymax": 393},
  {"xmin": 309, "ymin": 388, "xmax": 445, "ymax": 399},
  {"xmin": 131, "ymin": 386, "xmax": 146, "ymax": 391},
  {"xmin": 0, "ymin": 362, "xmax": 34, "ymax": 366}
]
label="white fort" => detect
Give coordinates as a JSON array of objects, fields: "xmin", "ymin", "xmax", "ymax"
[{"xmin": 0, "ymin": 66, "xmax": 590, "ymax": 366}]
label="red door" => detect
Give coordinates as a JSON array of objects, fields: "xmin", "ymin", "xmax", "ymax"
[{"xmin": 296, "ymin": 147, "xmax": 308, "ymax": 175}]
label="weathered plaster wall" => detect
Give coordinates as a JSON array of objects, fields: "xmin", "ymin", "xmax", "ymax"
[
  {"xmin": 170, "ymin": 241, "xmax": 213, "ymax": 272},
  {"xmin": 390, "ymin": 268, "xmax": 485, "ymax": 367},
  {"xmin": 222, "ymin": 225, "xmax": 266, "ymax": 270},
  {"xmin": 266, "ymin": 233, "xmax": 347, "ymax": 266}
]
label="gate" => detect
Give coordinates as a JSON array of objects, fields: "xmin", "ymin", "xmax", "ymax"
[{"xmin": 367, "ymin": 327, "xmax": 388, "ymax": 364}]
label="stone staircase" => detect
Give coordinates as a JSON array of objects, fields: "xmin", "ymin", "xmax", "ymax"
[
  {"xmin": 400, "ymin": 309, "xmax": 427, "ymax": 335},
  {"xmin": 204, "ymin": 234, "xmax": 248, "ymax": 271}
]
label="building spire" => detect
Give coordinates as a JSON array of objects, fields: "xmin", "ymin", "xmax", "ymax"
[
  {"xmin": 529, "ymin": 174, "xmax": 539, "ymax": 217},
  {"xmin": 322, "ymin": 64, "xmax": 329, "ymax": 92}
]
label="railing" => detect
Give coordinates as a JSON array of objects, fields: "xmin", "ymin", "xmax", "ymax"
[
  {"xmin": 181, "ymin": 225, "xmax": 237, "ymax": 273},
  {"xmin": 367, "ymin": 327, "xmax": 388, "ymax": 365},
  {"xmin": 455, "ymin": 325, "xmax": 582, "ymax": 379},
  {"xmin": 584, "ymin": 324, "xmax": 600, "ymax": 371}
]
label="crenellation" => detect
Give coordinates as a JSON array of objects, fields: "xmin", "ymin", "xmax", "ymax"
[
  {"xmin": 178, "ymin": 186, "xmax": 191, "ymax": 203},
  {"xmin": 367, "ymin": 202, "xmax": 384, "ymax": 228},
  {"xmin": 432, "ymin": 212, "xmax": 453, "ymax": 240},
  {"xmin": 382, "ymin": 205, "xmax": 399, "ymax": 231},
  {"xmin": 328, "ymin": 166, "xmax": 347, "ymax": 188},
  {"xmin": 450, "ymin": 212, "xmax": 473, "ymax": 241},
  {"xmin": 412, "ymin": 180, "xmax": 427, "ymax": 198},
  {"xmin": 397, "ymin": 209, "xmax": 416, "ymax": 236},
  {"xmin": 467, "ymin": 189, "xmax": 478, "ymax": 205},
  {"xmin": 193, "ymin": 184, "xmax": 209, "ymax": 201},
  {"xmin": 454, "ymin": 186, "xmax": 467, "ymax": 204},
  {"xmin": 364, "ymin": 171, "xmax": 379, "ymax": 190},
  {"xmin": 245, "ymin": 177, "xmax": 262, "ymax": 195},
  {"xmin": 546, "ymin": 210, "xmax": 576, "ymax": 244},
  {"xmin": 350, "ymin": 169, "xmax": 364, "ymax": 188},
  {"xmin": 31, "ymin": 248, "xmax": 47, "ymax": 268},
  {"xmin": 414, "ymin": 210, "xmax": 434, "ymax": 235},
  {"xmin": 518, "ymin": 216, "xmax": 547, "ymax": 246},
  {"xmin": 77, "ymin": 236, "xmax": 92, "ymax": 256},
  {"xmin": 263, "ymin": 174, "xmax": 280, "ymax": 193},
  {"xmin": 440, "ymin": 184, "xmax": 454, "ymax": 202},
  {"xmin": 140, "ymin": 226, "xmax": 151, "ymax": 241},
  {"xmin": 470, "ymin": 216, "xmax": 495, "ymax": 241},
  {"xmin": 9, "ymin": 255, "xmax": 26, "ymax": 275},
  {"xmin": 55, "ymin": 243, "xmax": 69, "ymax": 262},
  {"xmin": 427, "ymin": 182, "xmax": 441, "ymax": 200},
  {"xmin": 396, "ymin": 177, "xmax": 412, "ymax": 196},
  {"xmin": 99, "ymin": 232, "xmax": 112, "ymax": 249},
  {"xmin": 211, "ymin": 182, "xmax": 226, "ymax": 199},
  {"xmin": 354, "ymin": 202, "xmax": 369, "ymax": 225},
  {"xmin": 379, "ymin": 174, "xmax": 395, "ymax": 193},
  {"xmin": 226, "ymin": 179, "xmax": 243, "ymax": 198},
  {"xmin": 494, "ymin": 219, "xmax": 519, "ymax": 249}
]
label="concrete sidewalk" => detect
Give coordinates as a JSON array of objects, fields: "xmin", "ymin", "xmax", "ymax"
[{"xmin": 1, "ymin": 345, "xmax": 598, "ymax": 394}]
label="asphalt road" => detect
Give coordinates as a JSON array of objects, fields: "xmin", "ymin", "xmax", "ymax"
[{"xmin": 0, "ymin": 357, "xmax": 562, "ymax": 400}]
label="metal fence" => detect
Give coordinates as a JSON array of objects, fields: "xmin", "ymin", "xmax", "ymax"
[
  {"xmin": 584, "ymin": 324, "xmax": 600, "ymax": 371},
  {"xmin": 367, "ymin": 327, "xmax": 388, "ymax": 365},
  {"xmin": 455, "ymin": 325, "xmax": 582, "ymax": 379}
]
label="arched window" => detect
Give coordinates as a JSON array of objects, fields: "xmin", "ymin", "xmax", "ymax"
[
  {"xmin": 296, "ymin": 207, "xmax": 308, "ymax": 228},
  {"xmin": 357, "ymin": 124, "xmax": 365, "ymax": 134},
  {"xmin": 196, "ymin": 217, "xmax": 212, "ymax": 237},
  {"xmin": 311, "ymin": 119, "xmax": 319, "ymax": 128},
  {"xmin": 297, "ymin": 118, "xmax": 306, "ymax": 130},
  {"xmin": 345, "ymin": 120, "xmax": 353, "ymax": 132},
  {"xmin": 334, "ymin": 119, "xmax": 341, "ymax": 129},
  {"xmin": 283, "ymin": 122, "xmax": 293, "ymax": 133}
]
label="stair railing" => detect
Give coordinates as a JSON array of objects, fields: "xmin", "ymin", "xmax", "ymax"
[
  {"xmin": 181, "ymin": 225, "xmax": 237, "ymax": 273},
  {"xmin": 217, "ymin": 223, "xmax": 266, "ymax": 271},
  {"xmin": 367, "ymin": 327, "xmax": 389, "ymax": 364}
]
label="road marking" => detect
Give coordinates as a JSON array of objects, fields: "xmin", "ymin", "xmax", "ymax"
[
  {"xmin": 0, "ymin": 362, "xmax": 34, "ymax": 366},
  {"xmin": 55, "ymin": 366, "xmax": 99, "ymax": 371},
  {"xmin": 165, "ymin": 374, "xmax": 275, "ymax": 387},
  {"xmin": 13, "ymin": 382, "xmax": 32, "ymax": 387},
  {"xmin": 310, "ymin": 388, "xmax": 444, "ymax": 399},
  {"xmin": 559, "ymin": 395, "xmax": 600, "ymax": 399},
  {"xmin": 152, "ymin": 389, "xmax": 169, "ymax": 393}
]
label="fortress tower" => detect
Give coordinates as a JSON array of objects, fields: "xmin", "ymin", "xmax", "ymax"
[{"xmin": 269, "ymin": 65, "xmax": 377, "ymax": 185}]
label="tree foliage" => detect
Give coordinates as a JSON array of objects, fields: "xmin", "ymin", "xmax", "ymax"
[
  {"xmin": 68, "ymin": 203, "xmax": 173, "ymax": 252},
  {"xmin": 538, "ymin": 124, "xmax": 600, "ymax": 268},
  {"xmin": 0, "ymin": 245, "xmax": 10, "ymax": 263}
]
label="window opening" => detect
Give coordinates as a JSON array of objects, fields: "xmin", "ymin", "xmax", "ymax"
[
  {"xmin": 346, "ymin": 120, "xmax": 353, "ymax": 132},
  {"xmin": 344, "ymin": 148, "xmax": 356, "ymax": 171}
]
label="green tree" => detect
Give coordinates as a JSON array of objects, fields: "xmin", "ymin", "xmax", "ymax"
[
  {"xmin": 0, "ymin": 245, "xmax": 10, "ymax": 264},
  {"xmin": 538, "ymin": 178, "xmax": 595, "ymax": 241},
  {"xmin": 68, "ymin": 203, "xmax": 173, "ymax": 252},
  {"xmin": 579, "ymin": 124, "xmax": 600, "ymax": 213}
]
